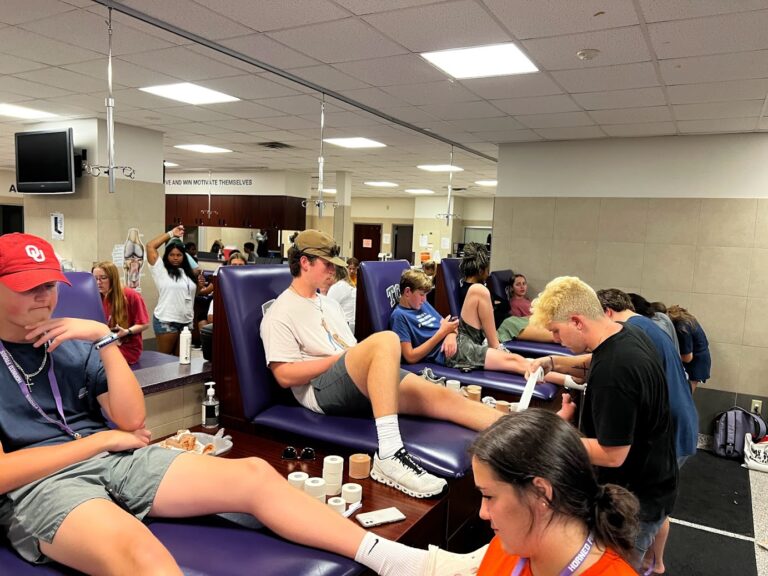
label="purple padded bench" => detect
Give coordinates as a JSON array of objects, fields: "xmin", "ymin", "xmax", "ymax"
[
  {"xmin": 0, "ymin": 518, "xmax": 362, "ymax": 576},
  {"xmin": 358, "ymin": 260, "xmax": 558, "ymax": 402},
  {"xmin": 217, "ymin": 265, "xmax": 477, "ymax": 478}
]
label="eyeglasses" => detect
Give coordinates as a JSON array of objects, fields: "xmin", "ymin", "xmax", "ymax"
[{"xmin": 282, "ymin": 446, "xmax": 316, "ymax": 461}]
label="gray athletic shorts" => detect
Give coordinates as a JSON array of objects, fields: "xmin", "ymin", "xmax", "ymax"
[
  {"xmin": 311, "ymin": 353, "xmax": 410, "ymax": 417},
  {"xmin": 0, "ymin": 445, "xmax": 181, "ymax": 564}
]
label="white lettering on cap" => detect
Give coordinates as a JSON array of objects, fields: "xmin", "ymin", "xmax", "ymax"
[{"xmin": 25, "ymin": 245, "xmax": 46, "ymax": 263}]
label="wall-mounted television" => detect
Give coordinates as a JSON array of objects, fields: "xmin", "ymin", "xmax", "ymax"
[{"xmin": 15, "ymin": 128, "xmax": 75, "ymax": 194}]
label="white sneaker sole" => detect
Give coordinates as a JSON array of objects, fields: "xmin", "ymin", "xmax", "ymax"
[{"xmin": 370, "ymin": 466, "xmax": 446, "ymax": 498}]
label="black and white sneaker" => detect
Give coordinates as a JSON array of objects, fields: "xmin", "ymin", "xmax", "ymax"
[{"xmin": 371, "ymin": 448, "xmax": 447, "ymax": 498}]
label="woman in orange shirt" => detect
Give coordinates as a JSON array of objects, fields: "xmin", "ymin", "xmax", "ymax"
[{"xmin": 471, "ymin": 410, "xmax": 640, "ymax": 576}]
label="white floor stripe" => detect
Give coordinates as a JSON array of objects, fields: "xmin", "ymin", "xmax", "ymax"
[{"xmin": 669, "ymin": 517, "xmax": 755, "ymax": 542}]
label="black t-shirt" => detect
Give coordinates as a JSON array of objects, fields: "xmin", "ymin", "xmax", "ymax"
[{"xmin": 582, "ymin": 323, "xmax": 678, "ymax": 520}]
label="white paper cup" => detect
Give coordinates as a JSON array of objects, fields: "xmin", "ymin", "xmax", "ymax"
[{"xmin": 446, "ymin": 379, "xmax": 461, "ymax": 391}]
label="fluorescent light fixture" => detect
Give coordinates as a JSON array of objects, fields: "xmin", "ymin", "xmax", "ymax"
[
  {"xmin": 475, "ymin": 180, "xmax": 497, "ymax": 187},
  {"xmin": 140, "ymin": 82, "xmax": 239, "ymax": 105},
  {"xmin": 174, "ymin": 144, "xmax": 232, "ymax": 154},
  {"xmin": 405, "ymin": 189, "xmax": 434, "ymax": 195},
  {"xmin": 323, "ymin": 137, "xmax": 386, "ymax": 148},
  {"xmin": 163, "ymin": 161, "xmax": 179, "ymax": 167},
  {"xmin": 319, "ymin": 188, "xmax": 336, "ymax": 194},
  {"xmin": 0, "ymin": 103, "xmax": 57, "ymax": 119},
  {"xmin": 364, "ymin": 181, "xmax": 398, "ymax": 188},
  {"xmin": 421, "ymin": 42, "xmax": 538, "ymax": 80},
  {"xmin": 417, "ymin": 164, "xmax": 464, "ymax": 173}
]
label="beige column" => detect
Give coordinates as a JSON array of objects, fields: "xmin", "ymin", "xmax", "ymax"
[{"xmin": 333, "ymin": 171, "xmax": 353, "ymax": 257}]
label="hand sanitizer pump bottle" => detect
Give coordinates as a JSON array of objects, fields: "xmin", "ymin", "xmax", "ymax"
[
  {"xmin": 179, "ymin": 326, "xmax": 192, "ymax": 364},
  {"xmin": 202, "ymin": 382, "xmax": 220, "ymax": 429}
]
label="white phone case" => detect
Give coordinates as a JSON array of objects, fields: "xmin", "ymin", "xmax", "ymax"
[{"xmin": 355, "ymin": 506, "xmax": 406, "ymax": 527}]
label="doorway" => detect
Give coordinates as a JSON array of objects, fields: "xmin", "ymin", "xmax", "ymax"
[
  {"xmin": 392, "ymin": 224, "xmax": 413, "ymax": 262},
  {"xmin": 0, "ymin": 205, "xmax": 23, "ymax": 235},
  {"xmin": 353, "ymin": 223, "xmax": 382, "ymax": 262}
]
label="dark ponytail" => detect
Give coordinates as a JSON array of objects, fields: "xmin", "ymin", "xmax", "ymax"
[{"xmin": 470, "ymin": 410, "xmax": 639, "ymax": 560}]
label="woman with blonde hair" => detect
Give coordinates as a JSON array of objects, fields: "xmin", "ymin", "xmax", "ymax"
[
  {"xmin": 667, "ymin": 305, "xmax": 711, "ymax": 393},
  {"xmin": 92, "ymin": 260, "xmax": 149, "ymax": 364}
]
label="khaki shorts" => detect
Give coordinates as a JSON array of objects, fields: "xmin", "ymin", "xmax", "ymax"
[{"xmin": 0, "ymin": 445, "xmax": 181, "ymax": 564}]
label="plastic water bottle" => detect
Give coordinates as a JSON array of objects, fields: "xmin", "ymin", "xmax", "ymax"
[
  {"xmin": 179, "ymin": 326, "xmax": 192, "ymax": 364},
  {"xmin": 202, "ymin": 382, "xmax": 220, "ymax": 428}
]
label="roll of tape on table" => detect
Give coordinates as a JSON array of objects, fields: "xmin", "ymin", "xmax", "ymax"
[
  {"xmin": 304, "ymin": 477, "xmax": 326, "ymax": 498},
  {"xmin": 349, "ymin": 453, "xmax": 371, "ymax": 479},
  {"xmin": 342, "ymin": 482, "xmax": 363, "ymax": 504},
  {"xmin": 323, "ymin": 455, "xmax": 344, "ymax": 474},
  {"xmin": 287, "ymin": 471, "xmax": 309, "ymax": 489},
  {"xmin": 327, "ymin": 496, "xmax": 346, "ymax": 513}
]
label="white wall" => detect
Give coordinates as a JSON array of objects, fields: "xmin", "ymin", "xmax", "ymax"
[
  {"xmin": 166, "ymin": 171, "xmax": 309, "ymax": 198},
  {"xmin": 498, "ymin": 133, "xmax": 768, "ymax": 198}
]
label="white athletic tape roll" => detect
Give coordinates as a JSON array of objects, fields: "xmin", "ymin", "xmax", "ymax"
[
  {"xmin": 325, "ymin": 482, "xmax": 342, "ymax": 496},
  {"xmin": 517, "ymin": 368, "xmax": 541, "ymax": 412},
  {"xmin": 287, "ymin": 471, "xmax": 309, "ymax": 489},
  {"xmin": 445, "ymin": 379, "xmax": 461, "ymax": 391},
  {"xmin": 323, "ymin": 455, "xmax": 344, "ymax": 474},
  {"xmin": 327, "ymin": 496, "xmax": 346, "ymax": 513},
  {"xmin": 341, "ymin": 482, "xmax": 363, "ymax": 504},
  {"xmin": 304, "ymin": 477, "xmax": 327, "ymax": 498}
]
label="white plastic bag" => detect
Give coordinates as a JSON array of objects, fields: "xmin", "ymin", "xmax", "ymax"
[{"xmin": 743, "ymin": 433, "xmax": 768, "ymax": 473}]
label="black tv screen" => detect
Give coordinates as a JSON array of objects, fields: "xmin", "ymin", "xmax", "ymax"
[{"xmin": 15, "ymin": 128, "xmax": 75, "ymax": 194}]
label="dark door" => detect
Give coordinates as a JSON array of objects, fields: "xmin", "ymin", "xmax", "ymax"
[
  {"xmin": 392, "ymin": 224, "xmax": 413, "ymax": 262},
  {"xmin": 353, "ymin": 223, "xmax": 381, "ymax": 262},
  {"xmin": 0, "ymin": 205, "xmax": 23, "ymax": 234}
]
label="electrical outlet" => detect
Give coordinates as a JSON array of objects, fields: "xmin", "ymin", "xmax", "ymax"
[{"xmin": 751, "ymin": 399, "xmax": 763, "ymax": 416}]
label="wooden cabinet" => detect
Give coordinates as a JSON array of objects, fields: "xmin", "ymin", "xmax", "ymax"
[{"xmin": 165, "ymin": 194, "xmax": 306, "ymax": 231}]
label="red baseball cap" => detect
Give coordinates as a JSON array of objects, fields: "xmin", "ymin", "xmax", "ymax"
[{"xmin": 0, "ymin": 233, "xmax": 70, "ymax": 292}]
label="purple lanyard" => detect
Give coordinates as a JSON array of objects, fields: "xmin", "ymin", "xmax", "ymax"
[
  {"xmin": 0, "ymin": 342, "xmax": 81, "ymax": 440},
  {"xmin": 511, "ymin": 532, "xmax": 594, "ymax": 576}
]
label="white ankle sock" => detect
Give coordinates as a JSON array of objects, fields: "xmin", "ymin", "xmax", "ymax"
[
  {"xmin": 375, "ymin": 414, "xmax": 404, "ymax": 459},
  {"xmin": 355, "ymin": 532, "xmax": 427, "ymax": 576}
]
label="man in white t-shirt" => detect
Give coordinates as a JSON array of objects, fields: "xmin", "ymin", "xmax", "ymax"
[{"xmin": 261, "ymin": 230, "xmax": 501, "ymax": 499}]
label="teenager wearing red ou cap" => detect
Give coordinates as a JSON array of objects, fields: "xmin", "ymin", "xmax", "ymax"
[{"xmin": 0, "ymin": 232, "xmax": 435, "ymax": 575}]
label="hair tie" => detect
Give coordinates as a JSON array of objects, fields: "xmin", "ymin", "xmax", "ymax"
[{"xmin": 594, "ymin": 485, "xmax": 609, "ymax": 506}]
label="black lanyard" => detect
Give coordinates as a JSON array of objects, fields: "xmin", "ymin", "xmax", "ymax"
[{"xmin": 0, "ymin": 341, "xmax": 81, "ymax": 440}]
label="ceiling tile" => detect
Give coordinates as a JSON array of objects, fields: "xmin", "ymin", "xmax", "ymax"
[
  {"xmin": 0, "ymin": 0, "xmax": 75, "ymax": 25},
  {"xmin": 649, "ymin": 10, "xmax": 768, "ymax": 59},
  {"xmin": 660, "ymin": 51, "xmax": 768, "ymax": 85},
  {"xmin": 572, "ymin": 87, "xmax": 666, "ymax": 109},
  {"xmin": 492, "ymin": 94, "xmax": 581, "ymax": 115},
  {"xmin": 334, "ymin": 54, "xmax": 445, "ymax": 87},
  {"xmin": 589, "ymin": 106, "xmax": 672, "ymax": 124},
  {"xmin": 201, "ymin": 74, "xmax": 301, "ymax": 99},
  {"xmin": 673, "ymin": 100, "xmax": 765, "ymax": 120},
  {"xmin": 19, "ymin": 8, "xmax": 176, "ymax": 55},
  {"xmin": 254, "ymin": 94, "xmax": 329, "ymax": 115},
  {"xmin": 63, "ymin": 58, "xmax": 182, "ymax": 88},
  {"xmin": 516, "ymin": 111, "xmax": 594, "ymax": 129},
  {"xmin": 220, "ymin": 34, "xmax": 320, "ymax": 69},
  {"xmin": 333, "ymin": 0, "xmax": 438, "ymax": 15},
  {"xmin": 363, "ymin": 0, "xmax": 510, "ymax": 52},
  {"xmin": 382, "ymin": 81, "xmax": 479, "ymax": 106},
  {"xmin": 205, "ymin": 100, "xmax": 286, "ymax": 119},
  {"xmin": 1, "ymin": 76, "xmax": 73, "ymax": 98},
  {"xmin": 116, "ymin": 0, "xmax": 253, "ymax": 39},
  {"xmin": 534, "ymin": 125, "xmax": 606, "ymax": 139},
  {"xmin": 450, "ymin": 116, "xmax": 526, "ymax": 132},
  {"xmin": 337, "ymin": 87, "xmax": 409, "ymax": 109},
  {"xmin": 677, "ymin": 117, "xmax": 759, "ymax": 133},
  {"xmin": 290, "ymin": 65, "xmax": 370, "ymax": 91},
  {"xmin": 162, "ymin": 105, "xmax": 235, "ymax": 122},
  {"xmin": 0, "ymin": 27, "xmax": 100, "ymax": 66},
  {"xmin": 474, "ymin": 129, "xmax": 542, "ymax": 143},
  {"xmin": 460, "ymin": 73, "xmax": 563, "ymax": 100},
  {"xmin": 15, "ymin": 67, "xmax": 117, "ymax": 94},
  {"xmin": 0, "ymin": 53, "xmax": 47, "ymax": 75},
  {"xmin": 266, "ymin": 18, "xmax": 407, "ymax": 63},
  {"xmin": 667, "ymin": 79, "xmax": 768, "ymax": 104},
  {"xmin": 552, "ymin": 62, "xmax": 659, "ymax": 92},
  {"xmin": 418, "ymin": 100, "xmax": 505, "ymax": 120},
  {"xmin": 601, "ymin": 122, "xmax": 677, "ymax": 137},
  {"xmin": 199, "ymin": 0, "xmax": 350, "ymax": 32},
  {"xmin": 639, "ymin": 0, "xmax": 768, "ymax": 23},
  {"xmin": 483, "ymin": 0, "xmax": 639, "ymax": 39},
  {"xmin": 523, "ymin": 26, "xmax": 650, "ymax": 70},
  {"xmin": 120, "ymin": 46, "xmax": 246, "ymax": 80}
]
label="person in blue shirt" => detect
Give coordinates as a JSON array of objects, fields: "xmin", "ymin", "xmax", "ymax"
[
  {"xmin": 667, "ymin": 304, "xmax": 712, "ymax": 394},
  {"xmin": 597, "ymin": 288, "xmax": 698, "ymax": 576},
  {"xmin": 390, "ymin": 269, "xmax": 573, "ymax": 386}
]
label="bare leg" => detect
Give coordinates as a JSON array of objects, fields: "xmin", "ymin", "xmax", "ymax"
[
  {"xmin": 344, "ymin": 331, "xmax": 402, "ymax": 418},
  {"xmin": 150, "ymin": 453, "xmax": 366, "ymax": 559},
  {"xmin": 645, "ymin": 518, "xmax": 669, "ymax": 574},
  {"xmin": 397, "ymin": 373, "xmax": 501, "ymax": 431},
  {"xmin": 460, "ymin": 284, "xmax": 500, "ymax": 348},
  {"xmin": 40, "ymin": 498, "xmax": 181, "ymax": 576},
  {"xmin": 689, "ymin": 379, "xmax": 698, "ymax": 394},
  {"xmin": 156, "ymin": 332, "xmax": 179, "ymax": 355},
  {"xmin": 484, "ymin": 348, "xmax": 531, "ymax": 374}
]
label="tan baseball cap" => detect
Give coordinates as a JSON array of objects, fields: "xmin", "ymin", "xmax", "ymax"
[{"xmin": 293, "ymin": 230, "xmax": 347, "ymax": 267}]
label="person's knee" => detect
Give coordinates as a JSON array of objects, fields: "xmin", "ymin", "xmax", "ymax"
[
  {"xmin": 363, "ymin": 331, "xmax": 400, "ymax": 355},
  {"xmin": 116, "ymin": 531, "xmax": 178, "ymax": 575},
  {"xmin": 241, "ymin": 456, "xmax": 278, "ymax": 483}
]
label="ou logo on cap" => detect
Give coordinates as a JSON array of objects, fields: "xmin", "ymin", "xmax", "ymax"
[{"xmin": 25, "ymin": 245, "xmax": 46, "ymax": 263}]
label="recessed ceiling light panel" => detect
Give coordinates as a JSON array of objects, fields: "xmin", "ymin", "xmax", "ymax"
[
  {"xmin": 364, "ymin": 181, "xmax": 398, "ymax": 187},
  {"xmin": 323, "ymin": 137, "xmax": 386, "ymax": 148},
  {"xmin": 163, "ymin": 161, "xmax": 179, "ymax": 167},
  {"xmin": 421, "ymin": 43, "xmax": 538, "ymax": 79},
  {"xmin": 0, "ymin": 103, "xmax": 57, "ymax": 119},
  {"xmin": 174, "ymin": 144, "xmax": 232, "ymax": 154},
  {"xmin": 475, "ymin": 180, "xmax": 497, "ymax": 187},
  {"xmin": 405, "ymin": 189, "xmax": 434, "ymax": 195},
  {"xmin": 417, "ymin": 164, "xmax": 464, "ymax": 172},
  {"xmin": 140, "ymin": 83, "xmax": 239, "ymax": 105}
]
